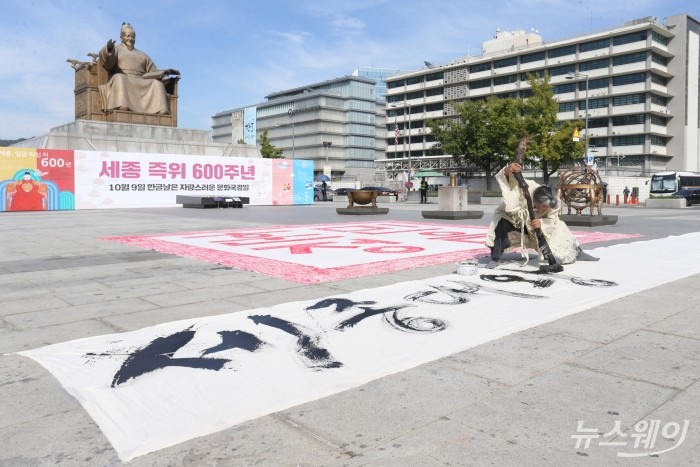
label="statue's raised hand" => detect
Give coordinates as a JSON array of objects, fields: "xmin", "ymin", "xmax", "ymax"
[{"xmin": 106, "ymin": 39, "xmax": 115, "ymax": 53}]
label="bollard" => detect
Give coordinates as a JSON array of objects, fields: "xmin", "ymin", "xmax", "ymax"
[
  {"xmin": 607, "ymin": 194, "xmax": 610, "ymax": 205},
  {"xmin": 616, "ymin": 194, "xmax": 620, "ymax": 206}
]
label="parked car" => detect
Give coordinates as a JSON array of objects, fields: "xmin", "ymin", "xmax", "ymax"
[
  {"xmin": 333, "ymin": 187, "xmax": 357, "ymax": 196},
  {"xmin": 673, "ymin": 188, "xmax": 700, "ymax": 206},
  {"xmin": 360, "ymin": 186, "xmax": 398, "ymax": 197},
  {"xmin": 313, "ymin": 186, "xmax": 334, "ymax": 201}
]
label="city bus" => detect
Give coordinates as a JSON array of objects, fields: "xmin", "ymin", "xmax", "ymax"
[{"xmin": 649, "ymin": 171, "xmax": 700, "ymax": 196}]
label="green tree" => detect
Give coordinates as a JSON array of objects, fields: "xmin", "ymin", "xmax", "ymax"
[
  {"xmin": 258, "ymin": 130, "xmax": 284, "ymax": 158},
  {"xmin": 522, "ymin": 72, "xmax": 580, "ymax": 184},
  {"xmin": 426, "ymin": 96, "xmax": 524, "ymax": 190}
]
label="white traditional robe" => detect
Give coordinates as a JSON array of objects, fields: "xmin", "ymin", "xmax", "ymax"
[{"xmin": 485, "ymin": 167, "xmax": 580, "ymax": 264}]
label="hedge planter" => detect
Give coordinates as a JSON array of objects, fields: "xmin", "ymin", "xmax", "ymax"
[{"xmin": 645, "ymin": 198, "xmax": 686, "ymax": 209}]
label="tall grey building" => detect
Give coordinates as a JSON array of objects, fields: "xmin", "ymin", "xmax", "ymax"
[
  {"xmin": 383, "ymin": 13, "xmax": 700, "ymax": 176},
  {"xmin": 212, "ymin": 76, "xmax": 385, "ymax": 180}
]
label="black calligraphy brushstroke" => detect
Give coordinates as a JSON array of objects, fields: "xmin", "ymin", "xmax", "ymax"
[
  {"xmin": 305, "ymin": 298, "xmax": 375, "ymax": 312},
  {"xmin": 249, "ymin": 315, "xmax": 342, "ymax": 370},
  {"xmin": 385, "ymin": 309, "xmax": 447, "ymax": 333},
  {"xmin": 334, "ymin": 304, "xmax": 414, "ymax": 331},
  {"xmin": 404, "ymin": 282, "xmax": 480, "ymax": 305},
  {"xmin": 569, "ymin": 277, "xmax": 617, "ymax": 287},
  {"xmin": 498, "ymin": 268, "xmax": 618, "ymax": 287},
  {"xmin": 480, "ymin": 274, "xmax": 554, "ymax": 288},
  {"xmin": 447, "ymin": 279, "xmax": 548, "ymax": 299},
  {"xmin": 201, "ymin": 330, "xmax": 265, "ymax": 356},
  {"xmin": 111, "ymin": 327, "xmax": 230, "ymax": 387}
]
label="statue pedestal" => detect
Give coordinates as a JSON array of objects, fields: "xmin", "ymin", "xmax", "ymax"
[
  {"xmin": 422, "ymin": 186, "xmax": 483, "ymax": 220},
  {"xmin": 560, "ymin": 214, "xmax": 618, "ymax": 227},
  {"xmin": 12, "ymin": 121, "xmax": 259, "ymax": 157}
]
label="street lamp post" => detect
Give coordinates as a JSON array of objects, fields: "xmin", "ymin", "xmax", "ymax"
[
  {"xmin": 566, "ymin": 72, "xmax": 589, "ymax": 165},
  {"xmin": 407, "ymin": 101, "xmax": 412, "ymax": 181},
  {"xmin": 322, "ymin": 141, "xmax": 332, "ymax": 163},
  {"xmin": 288, "ymin": 108, "xmax": 295, "ymax": 159}
]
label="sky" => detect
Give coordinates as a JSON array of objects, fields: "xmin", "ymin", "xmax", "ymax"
[{"xmin": 1, "ymin": 0, "xmax": 698, "ymax": 140}]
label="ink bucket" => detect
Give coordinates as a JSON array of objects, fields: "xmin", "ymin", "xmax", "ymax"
[{"xmin": 456, "ymin": 261, "xmax": 478, "ymax": 276}]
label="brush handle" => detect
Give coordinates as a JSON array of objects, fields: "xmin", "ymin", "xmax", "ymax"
[{"xmin": 513, "ymin": 135, "xmax": 558, "ymax": 266}]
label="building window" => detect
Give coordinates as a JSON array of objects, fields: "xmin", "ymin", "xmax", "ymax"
[
  {"xmin": 612, "ymin": 114, "xmax": 644, "ymax": 125},
  {"xmin": 549, "ymin": 65, "xmax": 571, "ymax": 76},
  {"xmin": 387, "ymin": 79, "xmax": 405, "ymax": 89},
  {"xmin": 650, "ymin": 114, "xmax": 667, "ymax": 126},
  {"xmin": 558, "ymin": 102, "xmax": 576, "ymax": 112},
  {"xmin": 651, "ymin": 94, "xmax": 668, "ymax": 106},
  {"xmin": 613, "ymin": 31, "xmax": 647, "ymax": 46},
  {"xmin": 589, "ymin": 137, "xmax": 608, "ymax": 147},
  {"xmin": 580, "ymin": 38, "xmax": 610, "ymax": 52},
  {"xmin": 651, "ymin": 73, "xmax": 667, "ymax": 85},
  {"xmin": 521, "ymin": 51, "xmax": 545, "ymax": 63},
  {"xmin": 470, "ymin": 62, "xmax": 492, "ymax": 73},
  {"xmin": 553, "ymin": 83, "xmax": 576, "ymax": 94},
  {"xmin": 586, "ymin": 77, "xmax": 609, "ymax": 90},
  {"xmin": 579, "ymin": 58, "xmax": 609, "ymax": 72},
  {"xmin": 612, "ymin": 135, "xmax": 644, "ymax": 146},
  {"xmin": 651, "ymin": 52, "xmax": 668, "ymax": 66},
  {"xmin": 588, "ymin": 117, "xmax": 609, "ymax": 128},
  {"xmin": 407, "ymin": 90, "xmax": 423, "ymax": 100},
  {"xmin": 613, "ymin": 93, "xmax": 645, "ymax": 106},
  {"xmin": 520, "ymin": 70, "xmax": 545, "ymax": 81},
  {"xmin": 426, "ymin": 87, "xmax": 443, "ymax": 97},
  {"xmin": 406, "ymin": 76, "xmax": 423, "ymax": 85},
  {"xmin": 652, "ymin": 31, "xmax": 668, "ymax": 46},
  {"xmin": 613, "ymin": 52, "xmax": 647, "ymax": 66},
  {"xmin": 494, "ymin": 74, "xmax": 518, "ymax": 85},
  {"xmin": 613, "ymin": 72, "xmax": 646, "ymax": 86},
  {"xmin": 548, "ymin": 45, "xmax": 577, "ymax": 58},
  {"xmin": 587, "ymin": 97, "xmax": 609, "ymax": 109},
  {"xmin": 426, "ymin": 71, "xmax": 444, "ymax": 81},
  {"xmin": 650, "ymin": 135, "xmax": 667, "ymax": 146},
  {"xmin": 494, "ymin": 57, "xmax": 518, "ymax": 68},
  {"xmin": 470, "ymin": 78, "xmax": 491, "ymax": 89}
]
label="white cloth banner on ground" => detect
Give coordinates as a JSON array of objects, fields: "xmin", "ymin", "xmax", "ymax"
[{"xmin": 17, "ymin": 233, "xmax": 700, "ymax": 461}]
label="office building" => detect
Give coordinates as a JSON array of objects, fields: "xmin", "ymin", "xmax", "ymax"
[
  {"xmin": 383, "ymin": 13, "xmax": 700, "ymax": 177},
  {"xmin": 212, "ymin": 76, "xmax": 385, "ymax": 180}
]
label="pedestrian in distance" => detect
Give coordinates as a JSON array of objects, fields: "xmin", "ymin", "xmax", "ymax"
[{"xmin": 419, "ymin": 178, "xmax": 428, "ymax": 204}]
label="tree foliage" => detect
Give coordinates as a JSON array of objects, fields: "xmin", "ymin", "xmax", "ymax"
[
  {"xmin": 426, "ymin": 97, "xmax": 523, "ymax": 190},
  {"xmin": 426, "ymin": 73, "xmax": 583, "ymax": 187},
  {"xmin": 258, "ymin": 130, "xmax": 284, "ymax": 158},
  {"xmin": 522, "ymin": 72, "xmax": 580, "ymax": 184}
]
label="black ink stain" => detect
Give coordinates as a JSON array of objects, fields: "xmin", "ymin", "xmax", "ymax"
[
  {"xmin": 305, "ymin": 298, "xmax": 375, "ymax": 312},
  {"xmin": 386, "ymin": 310, "xmax": 446, "ymax": 333},
  {"xmin": 480, "ymin": 274, "xmax": 553, "ymax": 288},
  {"xmin": 111, "ymin": 327, "xmax": 230, "ymax": 387},
  {"xmin": 335, "ymin": 304, "xmax": 413, "ymax": 330},
  {"xmin": 404, "ymin": 282, "xmax": 479, "ymax": 304},
  {"xmin": 202, "ymin": 330, "xmax": 264, "ymax": 356},
  {"xmin": 249, "ymin": 315, "xmax": 342, "ymax": 370}
]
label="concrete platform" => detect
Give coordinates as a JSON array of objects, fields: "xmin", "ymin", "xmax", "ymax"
[
  {"xmin": 421, "ymin": 210, "xmax": 484, "ymax": 220},
  {"xmin": 175, "ymin": 195, "xmax": 247, "ymax": 208},
  {"xmin": 561, "ymin": 214, "xmax": 619, "ymax": 226},
  {"xmin": 336, "ymin": 207, "xmax": 389, "ymax": 215}
]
